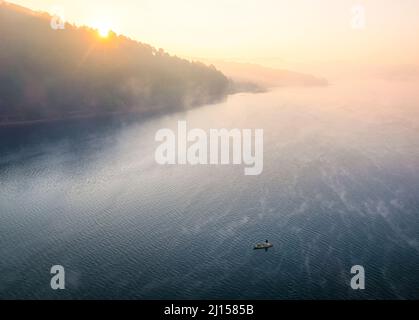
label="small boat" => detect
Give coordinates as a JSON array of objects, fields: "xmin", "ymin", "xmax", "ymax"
[{"xmin": 254, "ymin": 240, "xmax": 273, "ymax": 250}]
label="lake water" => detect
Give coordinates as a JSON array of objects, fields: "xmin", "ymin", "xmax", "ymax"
[{"xmin": 1, "ymin": 80, "xmax": 419, "ymax": 299}]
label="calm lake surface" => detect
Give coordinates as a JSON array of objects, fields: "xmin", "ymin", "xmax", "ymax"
[{"xmin": 1, "ymin": 80, "xmax": 419, "ymax": 299}]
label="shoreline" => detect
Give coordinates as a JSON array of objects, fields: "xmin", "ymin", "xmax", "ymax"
[
  {"xmin": 0, "ymin": 111, "xmax": 151, "ymax": 128},
  {"xmin": 0, "ymin": 92, "xmax": 240, "ymax": 129}
]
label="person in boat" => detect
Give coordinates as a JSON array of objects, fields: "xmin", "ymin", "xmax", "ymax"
[{"xmin": 254, "ymin": 240, "xmax": 272, "ymax": 250}]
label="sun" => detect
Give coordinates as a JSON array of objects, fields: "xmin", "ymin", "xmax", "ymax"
[
  {"xmin": 91, "ymin": 21, "xmax": 111, "ymax": 38},
  {"xmin": 98, "ymin": 25, "xmax": 110, "ymax": 38}
]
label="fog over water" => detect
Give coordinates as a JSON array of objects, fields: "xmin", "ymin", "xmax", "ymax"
[{"xmin": 1, "ymin": 80, "xmax": 419, "ymax": 299}]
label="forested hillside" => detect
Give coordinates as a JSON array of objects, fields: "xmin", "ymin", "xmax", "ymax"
[{"xmin": 0, "ymin": 3, "xmax": 230, "ymax": 124}]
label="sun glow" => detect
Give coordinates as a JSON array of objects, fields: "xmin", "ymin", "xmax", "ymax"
[
  {"xmin": 91, "ymin": 21, "xmax": 111, "ymax": 38},
  {"xmin": 97, "ymin": 25, "xmax": 110, "ymax": 38}
]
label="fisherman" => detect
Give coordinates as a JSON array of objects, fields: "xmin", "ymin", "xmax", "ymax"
[{"xmin": 254, "ymin": 240, "xmax": 273, "ymax": 250}]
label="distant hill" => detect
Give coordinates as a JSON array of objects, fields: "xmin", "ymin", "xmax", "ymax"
[
  {"xmin": 0, "ymin": 2, "xmax": 230, "ymax": 125},
  {"xmin": 203, "ymin": 60, "xmax": 328, "ymax": 89}
]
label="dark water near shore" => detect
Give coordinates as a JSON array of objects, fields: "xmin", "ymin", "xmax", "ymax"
[{"xmin": 1, "ymin": 81, "xmax": 419, "ymax": 299}]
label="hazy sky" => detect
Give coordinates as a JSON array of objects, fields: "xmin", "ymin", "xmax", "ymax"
[{"xmin": 8, "ymin": 0, "xmax": 419, "ymax": 71}]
